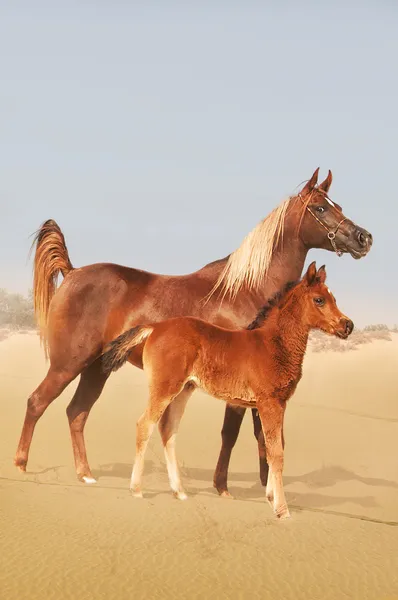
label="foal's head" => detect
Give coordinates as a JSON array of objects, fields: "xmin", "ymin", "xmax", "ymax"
[
  {"xmin": 295, "ymin": 261, "xmax": 354, "ymax": 339},
  {"xmin": 290, "ymin": 168, "xmax": 373, "ymax": 259}
]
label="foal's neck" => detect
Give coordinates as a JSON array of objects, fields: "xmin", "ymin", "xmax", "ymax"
[{"xmin": 268, "ymin": 295, "xmax": 310, "ymax": 370}]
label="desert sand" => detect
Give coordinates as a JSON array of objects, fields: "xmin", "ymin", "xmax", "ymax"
[{"xmin": 1, "ymin": 332, "xmax": 397, "ymax": 600}]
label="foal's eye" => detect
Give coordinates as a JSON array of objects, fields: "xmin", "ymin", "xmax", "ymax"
[
  {"xmin": 316, "ymin": 206, "xmax": 325, "ymax": 214},
  {"xmin": 314, "ymin": 297, "xmax": 325, "ymax": 306}
]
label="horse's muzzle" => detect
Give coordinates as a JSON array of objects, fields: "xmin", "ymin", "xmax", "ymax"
[{"xmin": 347, "ymin": 226, "xmax": 373, "ymax": 259}]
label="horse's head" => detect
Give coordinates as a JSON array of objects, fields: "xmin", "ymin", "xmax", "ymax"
[
  {"xmin": 295, "ymin": 168, "xmax": 373, "ymax": 259},
  {"xmin": 299, "ymin": 261, "xmax": 354, "ymax": 339}
]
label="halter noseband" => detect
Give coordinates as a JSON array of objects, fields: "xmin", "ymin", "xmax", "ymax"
[{"xmin": 299, "ymin": 192, "xmax": 347, "ymax": 258}]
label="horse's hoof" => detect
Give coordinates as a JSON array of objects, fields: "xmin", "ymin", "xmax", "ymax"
[
  {"xmin": 220, "ymin": 490, "xmax": 234, "ymax": 499},
  {"xmin": 276, "ymin": 509, "xmax": 291, "ymax": 520},
  {"xmin": 130, "ymin": 487, "xmax": 143, "ymax": 498},
  {"xmin": 82, "ymin": 476, "xmax": 97, "ymax": 485},
  {"xmin": 14, "ymin": 458, "xmax": 27, "ymax": 472}
]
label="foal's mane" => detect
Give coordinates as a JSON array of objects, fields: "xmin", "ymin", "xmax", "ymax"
[
  {"xmin": 246, "ymin": 280, "xmax": 299, "ymax": 330},
  {"xmin": 207, "ymin": 195, "xmax": 300, "ymax": 301}
]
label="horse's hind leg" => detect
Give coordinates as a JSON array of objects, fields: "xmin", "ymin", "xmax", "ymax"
[
  {"xmin": 251, "ymin": 408, "xmax": 269, "ymax": 487},
  {"xmin": 213, "ymin": 404, "xmax": 246, "ymax": 498},
  {"xmin": 14, "ymin": 367, "xmax": 75, "ymax": 471},
  {"xmin": 158, "ymin": 384, "xmax": 194, "ymax": 500},
  {"xmin": 66, "ymin": 358, "xmax": 110, "ymax": 484}
]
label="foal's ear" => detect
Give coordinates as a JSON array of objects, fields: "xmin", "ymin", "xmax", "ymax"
[
  {"xmin": 300, "ymin": 168, "xmax": 319, "ymax": 196},
  {"xmin": 318, "ymin": 170, "xmax": 333, "ymax": 194},
  {"xmin": 305, "ymin": 261, "xmax": 317, "ymax": 285},
  {"xmin": 316, "ymin": 265, "xmax": 327, "ymax": 284}
]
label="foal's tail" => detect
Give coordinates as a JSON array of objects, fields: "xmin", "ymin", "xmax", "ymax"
[
  {"xmin": 102, "ymin": 326, "xmax": 154, "ymax": 375},
  {"xmin": 31, "ymin": 219, "xmax": 74, "ymax": 356}
]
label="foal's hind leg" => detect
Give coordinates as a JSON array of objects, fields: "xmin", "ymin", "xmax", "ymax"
[
  {"xmin": 130, "ymin": 394, "xmax": 175, "ymax": 497},
  {"xmin": 213, "ymin": 404, "xmax": 246, "ymax": 498},
  {"xmin": 14, "ymin": 367, "xmax": 75, "ymax": 471},
  {"xmin": 251, "ymin": 409, "xmax": 269, "ymax": 487},
  {"xmin": 158, "ymin": 384, "xmax": 194, "ymax": 500},
  {"xmin": 66, "ymin": 359, "xmax": 110, "ymax": 483}
]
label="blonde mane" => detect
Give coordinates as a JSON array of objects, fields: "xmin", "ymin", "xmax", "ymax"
[{"xmin": 208, "ymin": 196, "xmax": 294, "ymax": 300}]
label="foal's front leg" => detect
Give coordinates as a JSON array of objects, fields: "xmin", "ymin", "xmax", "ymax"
[{"xmin": 257, "ymin": 402, "xmax": 289, "ymax": 519}]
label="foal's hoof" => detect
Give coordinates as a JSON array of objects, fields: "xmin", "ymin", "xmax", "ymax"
[
  {"xmin": 81, "ymin": 476, "xmax": 97, "ymax": 485},
  {"xmin": 275, "ymin": 508, "xmax": 291, "ymax": 520},
  {"xmin": 130, "ymin": 486, "xmax": 143, "ymax": 498},
  {"xmin": 174, "ymin": 491, "xmax": 188, "ymax": 501}
]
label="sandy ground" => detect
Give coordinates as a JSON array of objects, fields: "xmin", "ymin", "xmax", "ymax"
[{"xmin": 1, "ymin": 332, "xmax": 397, "ymax": 600}]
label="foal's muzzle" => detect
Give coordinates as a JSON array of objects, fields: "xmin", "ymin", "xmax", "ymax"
[{"xmin": 335, "ymin": 318, "xmax": 354, "ymax": 339}]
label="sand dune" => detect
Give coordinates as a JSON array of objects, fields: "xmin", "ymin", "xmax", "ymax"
[{"xmin": 1, "ymin": 333, "xmax": 398, "ymax": 599}]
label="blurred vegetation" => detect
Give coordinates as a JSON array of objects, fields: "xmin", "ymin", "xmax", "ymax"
[
  {"xmin": 309, "ymin": 325, "xmax": 397, "ymax": 353},
  {"xmin": 0, "ymin": 288, "xmax": 36, "ymax": 330}
]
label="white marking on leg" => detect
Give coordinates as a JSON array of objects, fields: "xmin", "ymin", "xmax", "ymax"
[
  {"xmin": 130, "ymin": 421, "xmax": 155, "ymax": 497},
  {"xmin": 265, "ymin": 469, "xmax": 274, "ymax": 507},
  {"xmin": 164, "ymin": 433, "xmax": 187, "ymax": 500}
]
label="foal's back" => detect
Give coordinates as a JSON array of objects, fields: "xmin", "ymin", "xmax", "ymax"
[{"xmin": 143, "ymin": 316, "xmax": 276, "ymax": 402}]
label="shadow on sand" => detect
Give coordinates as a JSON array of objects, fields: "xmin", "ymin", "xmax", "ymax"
[{"xmin": 92, "ymin": 461, "xmax": 398, "ymax": 509}]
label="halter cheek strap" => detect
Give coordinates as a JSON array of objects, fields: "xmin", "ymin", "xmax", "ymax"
[{"xmin": 299, "ymin": 193, "xmax": 347, "ymax": 258}]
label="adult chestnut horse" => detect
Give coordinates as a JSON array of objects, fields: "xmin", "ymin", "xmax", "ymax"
[{"xmin": 15, "ymin": 169, "xmax": 372, "ymax": 495}]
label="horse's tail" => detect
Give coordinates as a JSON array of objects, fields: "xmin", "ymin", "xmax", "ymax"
[
  {"xmin": 31, "ymin": 219, "xmax": 74, "ymax": 356},
  {"xmin": 102, "ymin": 326, "xmax": 154, "ymax": 375}
]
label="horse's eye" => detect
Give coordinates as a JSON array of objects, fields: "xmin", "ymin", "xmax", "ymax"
[
  {"xmin": 316, "ymin": 206, "xmax": 325, "ymax": 214},
  {"xmin": 314, "ymin": 297, "xmax": 325, "ymax": 306}
]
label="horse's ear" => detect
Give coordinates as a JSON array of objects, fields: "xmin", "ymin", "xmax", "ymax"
[
  {"xmin": 300, "ymin": 168, "xmax": 319, "ymax": 196},
  {"xmin": 305, "ymin": 261, "xmax": 317, "ymax": 285},
  {"xmin": 318, "ymin": 170, "xmax": 333, "ymax": 193},
  {"xmin": 316, "ymin": 265, "xmax": 327, "ymax": 284}
]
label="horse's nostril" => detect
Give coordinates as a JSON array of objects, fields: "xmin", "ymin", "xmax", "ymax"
[
  {"xmin": 345, "ymin": 320, "xmax": 354, "ymax": 335},
  {"xmin": 357, "ymin": 229, "xmax": 372, "ymax": 247}
]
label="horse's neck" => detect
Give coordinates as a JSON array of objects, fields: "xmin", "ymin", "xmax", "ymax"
[
  {"xmin": 253, "ymin": 240, "xmax": 308, "ymax": 304},
  {"xmin": 202, "ymin": 240, "xmax": 308, "ymax": 309}
]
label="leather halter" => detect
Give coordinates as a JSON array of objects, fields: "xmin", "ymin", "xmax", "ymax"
[{"xmin": 299, "ymin": 192, "xmax": 347, "ymax": 257}]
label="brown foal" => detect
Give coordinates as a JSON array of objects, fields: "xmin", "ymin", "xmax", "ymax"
[
  {"xmin": 102, "ymin": 262, "xmax": 353, "ymax": 519},
  {"xmin": 14, "ymin": 169, "xmax": 372, "ymax": 495}
]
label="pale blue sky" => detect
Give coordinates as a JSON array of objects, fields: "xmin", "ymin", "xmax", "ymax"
[{"xmin": 0, "ymin": 1, "xmax": 396, "ymax": 326}]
